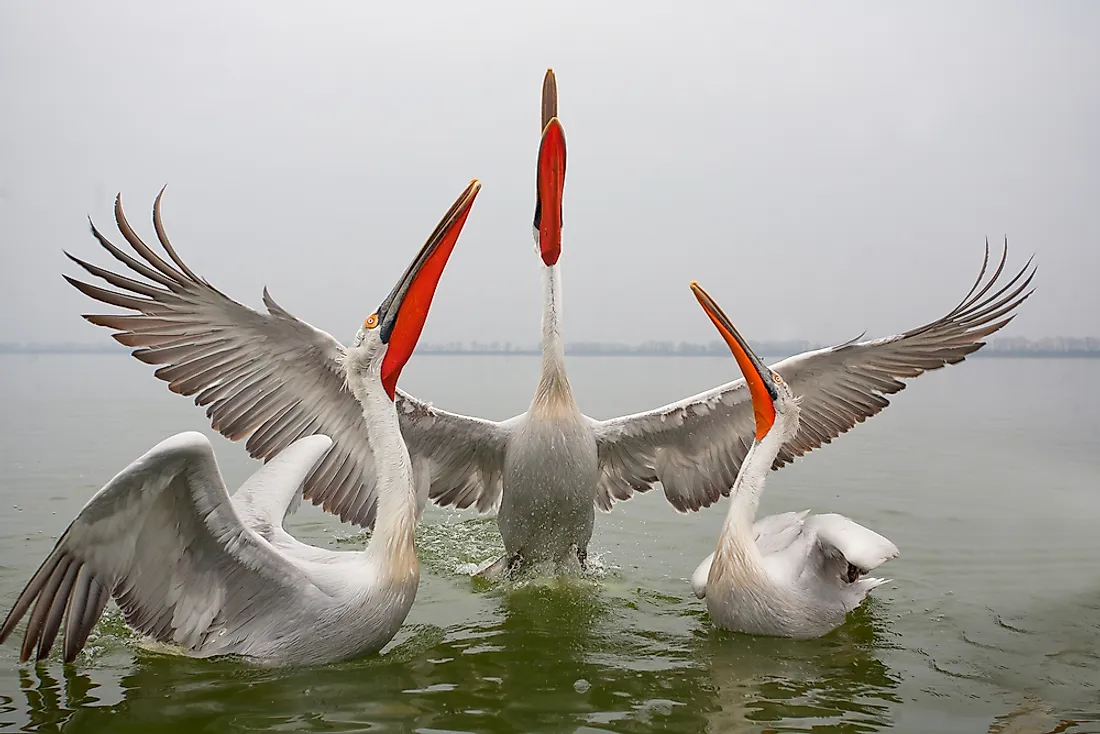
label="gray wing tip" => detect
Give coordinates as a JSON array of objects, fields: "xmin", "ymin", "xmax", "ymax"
[{"xmin": 833, "ymin": 330, "xmax": 868, "ymax": 351}]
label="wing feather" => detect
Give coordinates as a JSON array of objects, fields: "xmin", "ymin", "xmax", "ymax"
[
  {"xmin": 590, "ymin": 241, "xmax": 1035, "ymax": 512},
  {"xmin": 805, "ymin": 513, "xmax": 899, "ymax": 573},
  {"xmin": 0, "ymin": 433, "xmax": 329, "ymax": 662},
  {"xmin": 67, "ymin": 192, "xmax": 509, "ymax": 528}
]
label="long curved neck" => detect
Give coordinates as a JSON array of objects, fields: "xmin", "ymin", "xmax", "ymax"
[
  {"xmin": 532, "ymin": 262, "xmax": 576, "ymax": 412},
  {"xmin": 712, "ymin": 413, "xmax": 793, "ymax": 581},
  {"xmin": 348, "ymin": 370, "xmax": 418, "ymax": 573},
  {"xmin": 725, "ymin": 437, "xmax": 778, "ymax": 534}
]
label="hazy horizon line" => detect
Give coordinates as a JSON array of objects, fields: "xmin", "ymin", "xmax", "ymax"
[{"xmin": 3, "ymin": 336, "xmax": 1098, "ymax": 359}]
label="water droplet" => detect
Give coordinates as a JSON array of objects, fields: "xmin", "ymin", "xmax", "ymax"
[{"xmin": 573, "ymin": 679, "xmax": 590, "ymax": 693}]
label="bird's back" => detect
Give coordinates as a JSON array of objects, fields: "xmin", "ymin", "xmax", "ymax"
[{"xmin": 705, "ymin": 511, "xmax": 882, "ymax": 638}]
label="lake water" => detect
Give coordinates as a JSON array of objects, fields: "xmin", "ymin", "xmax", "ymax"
[{"xmin": 1, "ymin": 353, "xmax": 1098, "ymax": 733}]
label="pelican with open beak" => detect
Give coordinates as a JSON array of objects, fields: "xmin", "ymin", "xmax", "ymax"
[
  {"xmin": 1, "ymin": 181, "xmax": 481, "ymax": 665},
  {"xmin": 688, "ymin": 281, "xmax": 899, "ymax": 638}
]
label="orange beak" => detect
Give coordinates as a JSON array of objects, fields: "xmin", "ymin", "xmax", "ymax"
[
  {"xmin": 533, "ymin": 116, "xmax": 566, "ymax": 267},
  {"xmin": 378, "ymin": 180, "xmax": 481, "ymax": 399},
  {"xmin": 690, "ymin": 282, "xmax": 778, "ymax": 441}
]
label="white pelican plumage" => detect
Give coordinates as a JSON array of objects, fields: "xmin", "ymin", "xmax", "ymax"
[
  {"xmin": 686, "ymin": 282, "xmax": 898, "ymax": 637},
  {"xmin": 63, "ymin": 71, "xmax": 1034, "ymax": 577},
  {"xmin": 0, "ymin": 181, "xmax": 481, "ymax": 664}
]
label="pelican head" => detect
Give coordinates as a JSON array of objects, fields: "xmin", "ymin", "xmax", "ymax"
[
  {"xmin": 532, "ymin": 69, "xmax": 565, "ymax": 267},
  {"xmin": 349, "ymin": 180, "xmax": 481, "ymax": 399},
  {"xmin": 690, "ymin": 282, "xmax": 800, "ymax": 443}
]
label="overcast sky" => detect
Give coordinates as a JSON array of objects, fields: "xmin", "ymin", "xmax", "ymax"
[{"xmin": 1, "ymin": 2, "xmax": 1096, "ymax": 349}]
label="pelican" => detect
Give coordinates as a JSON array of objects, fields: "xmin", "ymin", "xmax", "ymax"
[
  {"xmin": 0, "ymin": 181, "xmax": 481, "ymax": 665},
  {"xmin": 63, "ymin": 70, "xmax": 1035, "ymax": 576},
  {"xmin": 687, "ymin": 282, "xmax": 898, "ymax": 637}
]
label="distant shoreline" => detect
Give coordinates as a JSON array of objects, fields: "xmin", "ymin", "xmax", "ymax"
[{"xmin": 2, "ymin": 345, "xmax": 1098, "ymax": 359}]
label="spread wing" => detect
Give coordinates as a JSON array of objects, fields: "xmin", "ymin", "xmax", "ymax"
[
  {"xmin": 397, "ymin": 399, "xmax": 514, "ymax": 514},
  {"xmin": 0, "ymin": 433, "xmax": 331, "ymax": 663},
  {"xmin": 590, "ymin": 241, "xmax": 1035, "ymax": 513},
  {"xmin": 65, "ymin": 191, "xmax": 510, "ymax": 529}
]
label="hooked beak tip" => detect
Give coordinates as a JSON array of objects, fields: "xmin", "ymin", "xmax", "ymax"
[{"xmin": 542, "ymin": 69, "xmax": 558, "ymax": 128}]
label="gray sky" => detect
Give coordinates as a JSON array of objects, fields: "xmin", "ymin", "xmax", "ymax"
[{"xmin": 1, "ymin": 1, "xmax": 1096, "ymax": 348}]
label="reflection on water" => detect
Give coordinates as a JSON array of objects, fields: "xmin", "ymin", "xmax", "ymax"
[
  {"xmin": 7, "ymin": 579, "xmax": 905, "ymax": 733},
  {"xmin": 6, "ymin": 580, "xmax": 1100, "ymax": 733},
  {"xmin": 987, "ymin": 696, "xmax": 1090, "ymax": 734},
  {"xmin": 699, "ymin": 604, "xmax": 901, "ymax": 733}
]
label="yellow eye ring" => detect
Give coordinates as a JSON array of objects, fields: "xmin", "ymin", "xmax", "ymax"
[
  {"xmin": 772, "ymin": 372, "xmax": 784, "ymax": 385},
  {"xmin": 364, "ymin": 313, "xmax": 379, "ymax": 329}
]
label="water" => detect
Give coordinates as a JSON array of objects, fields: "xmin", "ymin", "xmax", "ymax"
[{"xmin": 1, "ymin": 353, "xmax": 1099, "ymax": 733}]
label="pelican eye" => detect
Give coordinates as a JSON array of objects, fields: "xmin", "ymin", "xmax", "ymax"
[
  {"xmin": 772, "ymin": 372, "xmax": 784, "ymax": 385},
  {"xmin": 364, "ymin": 313, "xmax": 379, "ymax": 329}
]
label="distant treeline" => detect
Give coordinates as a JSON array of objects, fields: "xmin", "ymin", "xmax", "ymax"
[{"xmin": 4, "ymin": 337, "xmax": 1100, "ymax": 359}]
